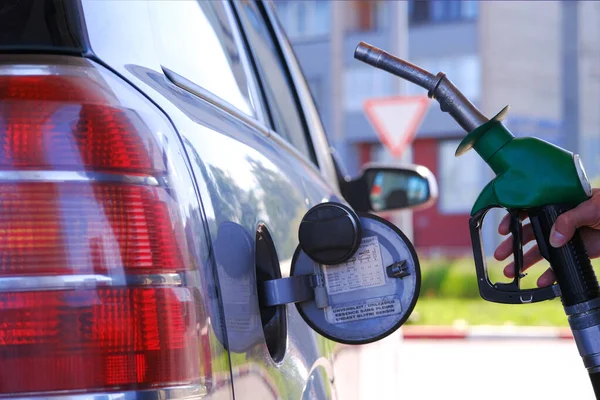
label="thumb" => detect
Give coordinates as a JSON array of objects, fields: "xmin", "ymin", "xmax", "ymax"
[{"xmin": 550, "ymin": 199, "xmax": 600, "ymax": 247}]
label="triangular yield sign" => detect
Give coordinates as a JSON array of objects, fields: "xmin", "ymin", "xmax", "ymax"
[{"xmin": 363, "ymin": 96, "xmax": 430, "ymax": 158}]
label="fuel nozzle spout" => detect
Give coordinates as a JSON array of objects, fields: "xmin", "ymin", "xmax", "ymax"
[{"xmin": 354, "ymin": 41, "xmax": 489, "ymax": 133}]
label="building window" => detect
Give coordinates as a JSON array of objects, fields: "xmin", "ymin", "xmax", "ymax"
[
  {"xmin": 344, "ymin": 67, "xmax": 395, "ymax": 112},
  {"xmin": 409, "ymin": 0, "xmax": 479, "ymax": 25},
  {"xmin": 405, "ymin": 55, "xmax": 481, "ymax": 101},
  {"xmin": 274, "ymin": 0, "xmax": 330, "ymax": 39},
  {"xmin": 345, "ymin": 0, "xmax": 387, "ymax": 32},
  {"xmin": 438, "ymin": 139, "xmax": 486, "ymax": 214}
]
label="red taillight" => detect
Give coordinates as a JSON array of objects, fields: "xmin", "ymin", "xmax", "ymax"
[
  {"xmin": 0, "ymin": 288, "xmax": 199, "ymax": 393},
  {"xmin": 0, "ymin": 183, "xmax": 187, "ymax": 276},
  {"xmin": 0, "ymin": 75, "xmax": 106, "ymax": 102},
  {"xmin": 0, "ymin": 65, "xmax": 208, "ymax": 396},
  {"xmin": 0, "ymin": 75, "xmax": 166, "ymax": 174}
]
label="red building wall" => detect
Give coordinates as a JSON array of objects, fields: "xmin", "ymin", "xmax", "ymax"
[{"xmin": 412, "ymin": 138, "xmax": 472, "ymax": 257}]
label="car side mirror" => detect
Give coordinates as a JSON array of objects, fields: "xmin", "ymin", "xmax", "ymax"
[{"xmin": 340, "ymin": 163, "xmax": 438, "ymax": 213}]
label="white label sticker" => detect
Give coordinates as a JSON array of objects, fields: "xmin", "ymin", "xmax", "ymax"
[
  {"xmin": 323, "ymin": 236, "xmax": 386, "ymax": 295},
  {"xmin": 325, "ymin": 297, "xmax": 401, "ymax": 324}
]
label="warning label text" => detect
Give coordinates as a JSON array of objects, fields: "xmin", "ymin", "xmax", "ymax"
[{"xmin": 325, "ymin": 297, "xmax": 401, "ymax": 324}]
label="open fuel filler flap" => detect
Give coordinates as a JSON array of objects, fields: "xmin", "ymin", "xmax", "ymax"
[{"xmin": 258, "ymin": 202, "xmax": 421, "ymax": 345}]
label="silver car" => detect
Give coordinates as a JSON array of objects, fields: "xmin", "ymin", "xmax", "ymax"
[{"xmin": 0, "ymin": 1, "xmax": 436, "ymax": 398}]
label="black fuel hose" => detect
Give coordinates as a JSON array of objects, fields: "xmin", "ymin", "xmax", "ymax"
[{"xmin": 590, "ymin": 371, "xmax": 600, "ymax": 398}]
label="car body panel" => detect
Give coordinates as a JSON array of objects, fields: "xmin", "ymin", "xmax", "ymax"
[{"xmin": 80, "ymin": 1, "xmax": 340, "ymax": 398}]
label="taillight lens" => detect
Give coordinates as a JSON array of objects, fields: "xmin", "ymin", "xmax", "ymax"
[
  {"xmin": 0, "ymin": 76, "xmax": 167, "ymax": 174},
  {"xmin": 0, "ymin": 183, "xmax": 187, "ymax": 276},
  {"xmin": 0, "ymin": 61, "xmax": 210, "ymax": 396},
  {"xmin": 0, "ymin": 288, "xmax": 198, "ymax": 393}
]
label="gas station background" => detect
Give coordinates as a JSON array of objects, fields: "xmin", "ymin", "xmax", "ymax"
[{"xmin": 274, "ymin": 0, "xmax": 600, "ymax": 258}]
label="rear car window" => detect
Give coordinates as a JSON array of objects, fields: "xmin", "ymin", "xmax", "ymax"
[
  {"xmin": 149, "ymin": 0, "xmax": 257, "ymax": 117},
  {"xmin": 234, "ymin": 1, "xmax": 317, "ymax": 164}
]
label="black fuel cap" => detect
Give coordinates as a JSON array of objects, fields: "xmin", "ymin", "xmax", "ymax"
[{"xmin": 298, "ymin": 202, "xmax": 362, "ymax": 265}]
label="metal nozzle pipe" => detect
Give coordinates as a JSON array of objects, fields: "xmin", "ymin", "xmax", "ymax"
[
  {"xmin": 354, "ymin": 41, "xmax": 489, "ymax": 133},
  {"xmin": 354, "ymin": 41, "xmax": 438, "ymax": 92}
]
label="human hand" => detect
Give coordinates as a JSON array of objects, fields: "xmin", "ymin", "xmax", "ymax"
[{"xmin": 494, "ymin": 189, "xmax": 600, "ymax": 287}]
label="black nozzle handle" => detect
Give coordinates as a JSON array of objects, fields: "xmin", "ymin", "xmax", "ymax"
[
  {"xmin": 354, "ymin": 41, "xmax": 489, "ymax": 133},
  {"xmin": 529, "ymin": 204, "xmax": 600, "ymax": 307},
  {"xmin": 469, "ymin": 206, "xmax": 559, "ymax": 304}
]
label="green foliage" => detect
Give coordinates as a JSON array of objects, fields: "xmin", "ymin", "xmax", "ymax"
[
  {"xmin": 420, "ymin": 258, "xmax": 482, "ymax": 299},
  {"xmin": 420, "ymin": 257, "xmax": 600, "ymax": 300},
  {"xmin": 415, "ymin": 257, "xmax": 600, "ymax": 326},
  {"xmin": 438, "ymin": 261, "xmax": 481, "ymax": 299},
  {"xmin": 419, "ymin": 258, "xmax": 452, "ymax": 298},
  {"xmin": 409, "ymin": 298, "xmax": 568, "ymax": 326}
]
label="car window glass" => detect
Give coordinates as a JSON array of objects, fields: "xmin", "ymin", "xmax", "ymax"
[
  {"xmin": 235, "ymin": 1, "xmax": 316, "ymax": 163},
  {"xmin": 149, "ymin": 0, "xmax": 256, "ymax": 116}
]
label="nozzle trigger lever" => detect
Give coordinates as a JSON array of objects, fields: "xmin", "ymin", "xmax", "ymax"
[{"xmin": 470, "ymin": 206, "xmax": 560, "ymax": 304}]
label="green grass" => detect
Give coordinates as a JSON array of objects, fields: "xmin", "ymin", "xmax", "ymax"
[
  {"xmin": 412, "ymin": 256, "xmax": 600, "ymax": 327},
  {"xmin": 408, "ymin": 297, "xmax": 569, "ymax": 326},
  {"xmin": 419, "ymin": 257, "xmax": 560, "ymax": 299}
]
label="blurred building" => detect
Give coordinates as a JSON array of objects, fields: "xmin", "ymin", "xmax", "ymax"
[{"xmin": 274, "ymin": 0, "xmax": 600, "ymax": 257}]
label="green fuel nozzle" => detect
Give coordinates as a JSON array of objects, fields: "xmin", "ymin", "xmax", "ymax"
[
  {"xmin": 354, "ymin": 41, "xmax": 590, "ymax": 214},
  {"xmin": 356, "ymin": 41, "xmax": 600, "ymax": 397}
]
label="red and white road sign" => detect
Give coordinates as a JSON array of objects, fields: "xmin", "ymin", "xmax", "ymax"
[{"xmin": 363, "ymin": 96, "xmax": 430, "ymax": 158}]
